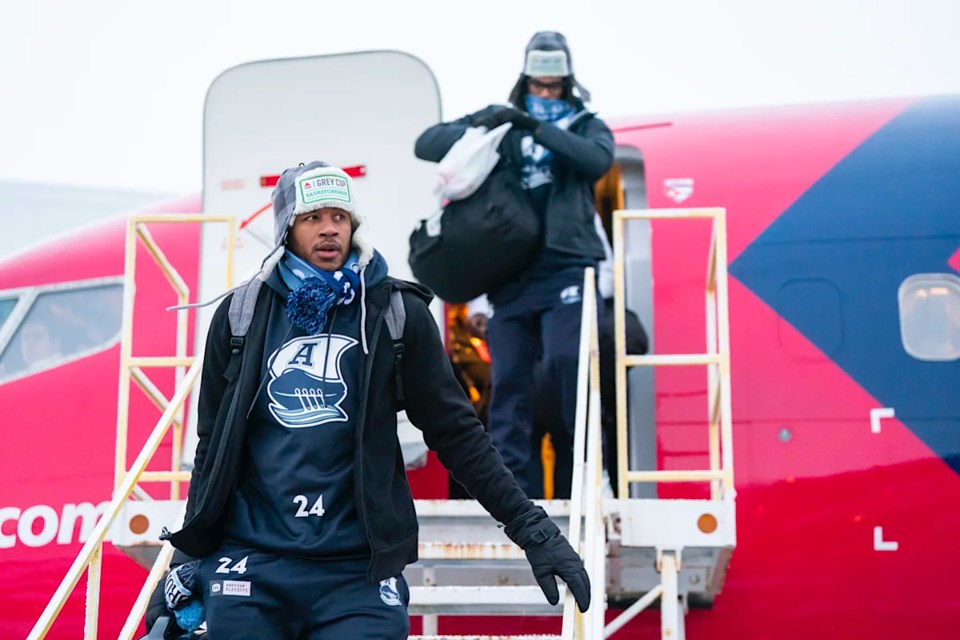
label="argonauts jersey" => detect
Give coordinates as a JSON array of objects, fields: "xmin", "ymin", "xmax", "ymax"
[{"xmin": 222, "ymin": 300, "xmax": 369, "ymax": 558}]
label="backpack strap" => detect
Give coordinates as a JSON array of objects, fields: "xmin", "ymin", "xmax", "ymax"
[
  {"xmin": 224, "ymin": 278, "xmax": 263, "ymax": 382},
  {"xmin": 384, "ymin": 288, "xmax": 407, "ymax": 409}
]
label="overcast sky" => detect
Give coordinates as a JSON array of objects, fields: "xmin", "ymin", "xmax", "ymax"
[{"xmin": 2, "ymin": 0, "xmax": 958, "ymax": 195}]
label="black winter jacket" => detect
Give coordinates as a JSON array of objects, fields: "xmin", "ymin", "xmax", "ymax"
[
  {"xmin": 164, "ymin": 274, "xmax": 537, "ymax": 582},
  {"xmin": 414, "ymin": 104, "xmax": 614, "ymax": 261}
]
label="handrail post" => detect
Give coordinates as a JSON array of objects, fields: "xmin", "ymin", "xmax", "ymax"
[
  {"xmin": 83, "ymin": 545, "xmax": 102, "ymax": 639},
  {"xmin": 584, "ymin": 273, "xmax": 605, "ymax": 640},
  {"xmin": 115, "ymin": 218, "xmax": 138, "ymax": 492},
  {"xmin": 562, "ymin": 267, "xmax": 596, "ymax": 639},
  {"xmin": 714, "ymin": 210, "xmax": 736, "ymax": 498},
  {"xmin": 613, "ymin": 212, "xmax": 630, "ymax": 500}
]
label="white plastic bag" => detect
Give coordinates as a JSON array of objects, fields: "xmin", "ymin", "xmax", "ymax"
[{"xmin": 434, "ymin": 122, "xmax": 513, "ymax": 201}]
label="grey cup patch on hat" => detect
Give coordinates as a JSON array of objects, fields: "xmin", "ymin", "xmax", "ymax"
[{"xmin": 293, "ymin": 167, "xmax": 356, "ymax": 216}]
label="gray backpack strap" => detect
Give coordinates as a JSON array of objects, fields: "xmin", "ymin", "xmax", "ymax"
[
  {"xmin": 228, "ymin": 278, "xmax": 263, "ymax": 339},
  {"xmin": 384, "ymin": 288, "xmax": 407, "ymax": 408},
  {"xmin": 384, "ymin": 289, "xmax": 406, "ymax": 342},
  {"xmin": 224, "ymin": 278, "xmax": 263, "ymax": 381}
]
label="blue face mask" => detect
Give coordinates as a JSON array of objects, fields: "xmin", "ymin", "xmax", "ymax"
[{"xmin": 525, "ymin": 95, "xmax": 576, "ymax": 123}]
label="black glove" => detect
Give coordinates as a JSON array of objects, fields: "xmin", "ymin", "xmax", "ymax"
[
  {"xmin": 471, "ymin": 106, "xmax": 514, "ymax": 130},
  {"xmin": 506, "ymin": 108, "xmax": 541, "ymax": 132},
  {"xmin": 504, "ymin": 507, "xmax": 591, "ymax": 611}
]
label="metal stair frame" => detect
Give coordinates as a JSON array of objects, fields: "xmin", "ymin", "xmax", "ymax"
[
  {"xmin": 29, "ymin": 206, "xmax": 738, "ymax": 640},
  {"xmin": 603, "ymin": 207, "xmax": 736, "ymax": 639},
  {"xmin": 27, "ymin": 214, "xmax": 235, "ymax": 640}
]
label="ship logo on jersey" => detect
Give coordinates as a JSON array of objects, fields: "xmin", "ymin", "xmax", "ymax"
[{"xmin": 266, "ymin": 334, "xmax": 358, "ymax": 428}]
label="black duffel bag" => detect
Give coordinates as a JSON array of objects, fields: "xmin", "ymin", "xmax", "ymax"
[{"xmin": 408, "ymin": 158, "xmax": 540, "ymax": 303}]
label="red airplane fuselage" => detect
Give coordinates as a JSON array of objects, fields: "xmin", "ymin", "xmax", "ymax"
[{"xmin": 2, "ymin": 95, "xmax": 958, "ymax": 638}]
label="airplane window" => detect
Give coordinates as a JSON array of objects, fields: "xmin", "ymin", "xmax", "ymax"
[
  {"xmin": 0, "ymin": 297, "xmax": 16, "ymax": 328},
  {"xmin": 0, "ymin": 282, "xmax": 123, "ymax": 383},
  {"xmin": 898, "ymin": 274, "xmax": 960, "ymax": 362}
]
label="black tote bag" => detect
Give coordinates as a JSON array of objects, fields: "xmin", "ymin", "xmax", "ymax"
[{"xmin": 408, "ymin": 159, "xmax": 540, "ymax": 303}]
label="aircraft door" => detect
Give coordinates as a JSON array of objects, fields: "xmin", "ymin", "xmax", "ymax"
[
  {"xmin": 201, "ymin": 50, "xmax": 441, "ymax": 298},
  {"xmin": 188, "ymin": 51, "xmax": 443, "ymax": 463},
  {"xmin": 597, "ymin": 147, "xmax": 656, "ymax": 499}
]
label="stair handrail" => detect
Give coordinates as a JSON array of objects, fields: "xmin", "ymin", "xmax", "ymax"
[
  {"xmin": 561, "ymin": 267, "xmax": 606, "ymax": 639},
  {"xmin": 115, "ymin": 214, "xmax": 235, "ymax": 498},
  {"xmin": 603, "ymin": 206, "xmax": 737, "ymax": 639},
  {"xmin": 612, "ymin": 207, "xmax": 735, "ymax": 500},
  {"xmin": 27, "ymin": 359, "xmax": 203, "ymax": 639},
  {"xmin": 29, "ymin": 212, "xmax": 235, "ymax": 638}
]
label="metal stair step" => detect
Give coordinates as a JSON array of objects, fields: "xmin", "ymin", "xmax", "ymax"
[
  {"xmin": 415, "ymin": 499, "xmax": 571, "ymax": 517},
  {"xmin": 410, "ymin": 636, "xmax": 561, "ymax": 639},
  {"xmin": 417, "ymin": 541, "xmax": 524, "ymax": 560},
  {"xmin": 409, "ymin": 585, "xmax": 564, "ymax": 616}
]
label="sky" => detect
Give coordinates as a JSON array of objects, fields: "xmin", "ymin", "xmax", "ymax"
[{"xmin": 1, "ymin": 0, "xmax": 958, "ymax": 195}]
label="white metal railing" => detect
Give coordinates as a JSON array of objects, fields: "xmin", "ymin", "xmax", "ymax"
[
  {"xmin": 612, "ymin": 207, "xmax": 734, "ymax": 500},
  {"xmin": 27, "ymin": 360, "xmax": 203, "ymax": 640},
  {"xmin": 607, "ymin": 206, "xmax": 735, "ymax": 640},
  {"xmin": 562, "ymin": 267, "xmax": 607, "ymax": 639},
  {"xmin": 29, "ymin": 213, "xmax": 235, "ymax": 639},
  {"xmin": 115, "ymin": 214, "xmax": 235, "ymax": 498}
]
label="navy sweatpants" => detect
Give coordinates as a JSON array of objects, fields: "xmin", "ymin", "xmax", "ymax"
[
  {"xmin": 199, "ymin": 543, "xmax": 410, "ymax": 640},
  {"xmin": 487, "ymin": 267, "xmax": 590, "ymax": 495}
]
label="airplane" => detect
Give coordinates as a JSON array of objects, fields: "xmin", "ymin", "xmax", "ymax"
[{"xmin": 1, "ymin": 51, "xmax": 958, "ymax": 638}]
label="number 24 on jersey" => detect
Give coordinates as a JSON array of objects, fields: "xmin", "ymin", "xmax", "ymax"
[{"xmin": 293, "ymin": 494, "xmax": 325, "ymax": 518}]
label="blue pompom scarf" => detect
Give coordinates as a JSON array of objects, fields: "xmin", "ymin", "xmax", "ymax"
[{"xmin": 278, "ymin": 250, "xmax": 362, "ymax": 334}]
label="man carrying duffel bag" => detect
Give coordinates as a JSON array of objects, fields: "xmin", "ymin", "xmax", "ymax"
[{"xmin": 413, "ymin": 30, "xmax": 614, "ymax": 494}]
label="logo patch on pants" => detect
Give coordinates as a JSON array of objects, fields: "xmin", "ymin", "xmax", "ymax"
[
  {"xmin": 209, "ymin": 580, "xmax": 251, "ymax": 597},
  {"xmin": 379, "ymin": 577, "xmax": 402, "ymax": 606},
  {"xmin": 560, "ymin": 285, "xmax": 582, "ymax": 305}
]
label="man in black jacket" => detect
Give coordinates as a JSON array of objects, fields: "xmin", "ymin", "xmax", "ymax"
[
  {"xmin": 415, "ymin": 31, "xmax": 614, "ymax": 496},
  {"xmin": 147, "ymin": 162, "xmax": 588, "ymax": 639}
]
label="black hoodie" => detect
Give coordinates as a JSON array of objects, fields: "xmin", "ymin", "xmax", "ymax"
[{"xmin": 164, "ymin": 252, "xmax": 537, "ymax": 582}]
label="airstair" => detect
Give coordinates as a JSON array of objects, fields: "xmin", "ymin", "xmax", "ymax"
[{"xmin": 28, "ymin": 207, "xmax": 736, "ymax": 640}]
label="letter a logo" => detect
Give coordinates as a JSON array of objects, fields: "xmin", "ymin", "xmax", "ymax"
[{"xmin": 288, "ymin": 343, "xmax": 316, "ymax": 367}]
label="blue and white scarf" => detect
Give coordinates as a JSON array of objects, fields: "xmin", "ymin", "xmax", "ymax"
[
  {"xmin": 278, "ymin": 250, "xmax": 362, "ymax": 334},
  {"xmin": 525, "ymin": 95, "xmax": 577, "ymax": 123},
  {"xmin": 521, "ymin": 95, "xmax": 577, "ymax": 190}
]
